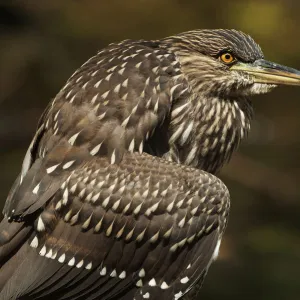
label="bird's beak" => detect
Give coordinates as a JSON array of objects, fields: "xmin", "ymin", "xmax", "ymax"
[{"xmin": 230, "ymin": 59, "xmax": 300, "ymax": 86}]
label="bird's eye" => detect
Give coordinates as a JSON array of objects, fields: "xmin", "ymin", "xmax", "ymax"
[{"xmin": 219, "ymin": 52, "xmax": 235, "ymax": 64}]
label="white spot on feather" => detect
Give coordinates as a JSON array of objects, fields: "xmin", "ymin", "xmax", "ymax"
[
  {"xmin": 90, "ymin": 143, "xmax": 102, "ymax": 156},
  {"xmin": 39, "ymin": 245, "xmax": 47, "ymax": 256},
  {"xmin": 175, "ymin": 291, "xmax": 183, "ymax": 299},
  {"xmin": 37, "ymin": 216, "xmax": 45, "ymax": 231},
  {"xmin": 154, "ymin": 99, "xmax": 159, "ymax": 113},
  {"xmin": 139, "ymin": 141, "xmax": 143, "ymax": 153},
  {"xmin": 122, "ymin": 92, "xmax": 128, "ymax": 100},
  {"xmin": 66, "ymin": 90, "xmax": 72, "ymax": 99},
  {"xmin": 150, "ymin": 231, "xmax": 160, "ymax": 243},
  {"xmin": 68, "ymin": 132, "xmax": 80, "ymax": 145},
  {"xmin": 178, "ymin": 216, "xmax": 186, "ymax": 228},
  {"xmin": 139, "ymin": 268, "xmax": 145, "ymax": 278},
  {"xmin": 180, "ymin": 276, "xmax": 189, "ymax": 284},
  {"xmin": 91, "ymin": 70, "xmax": 98, "ymax": 77},
  {"xmin": 58, "ymin": 253, "xmax": 66, "ymax": 263},
  {"xmin": 91, "ymin": 94, "xmax": 98, "ymax": 104},
  {"xmin": 91, "ymin": 192, "xmax": 100, "ymax": 203},
  {"xmin": 128, "ymin": 139, "xmax": 135, "ymax": 152},
  {"xmin": 94, "ymin": 79, "xmax": 103, "ymax": 88},
  {"xmin": 62, "ymin": 188, "xmax": 69, "ymax": 205},
  {"xmin": 45, "ymin": 249, "xmax": 53, "ymax": 258},
  {"xmin": 136, "ymin": 279, "xmax": 143, "ymax": 287},
  {"xmin": 212, "ymin": 239, "xmax": 222, "ymax": 261},
  {"xmin": 100, "ymin": 266, "xmax": 107, "ymax": 276},
  {"xmin": 149, "ymin": 278, "xmax": 156, "ymax": 286},
  {"xmin": 105, "ymin": 73, "xmax": 113, "ymax": 81},
  {"xmin": 135, "ymin": 62, "xmax": 142, "ymax": 69},
  {"xmin": 63, "ymin": 160, "xmax": 75, "ymax": 169},
  {"xmin": 118, "ymin": 68, "xmax": 125, "ymax": 75},
  {"xmin": 55, "ymin": 201, "xmax": 62, "ymax": 211},
  {"xmin": 46, "ymin": 163, "xmax": 60, "ymax": 174},
  {"xmin": 114, "ymin": 83, "xmax": 121, "ymax": 93},
  {"xmin": 133, "ymin": 203, "xmax": 142, "ymax": 215},
  {"xmin": 70, "ymin": 183, "xmax": 77, "ymax": 193},
  {"xmin": 122, "ymin": 79, "xmax": 128, "ymax": 88},
  {"xmin": 70, "ymin": 94, "xmax": 76, "ymax": 103},
  {"xmin": 76, "ymin": 260, "xmax": 84, "ymax": 268},
  {"xmin": 110, "ymin": 269, "xmax": 117, "ymax": 277},
  {"xmin": 32, "ymin": 182, "xmax": 40, "ymax": 194},
  {"xmin": 161, "ymin": 281, "xmax": 169, "ymax": 289},
  {"xmin": 85, "ymin": 262, "xmax": 92, "ymax": 270},
  {"xmin": 101, "ymin": 90, "xmax": 109, "ymax": 99},
  {"xmin": 51, "ymin": 251, "xmax": 57, "ymax": 260},
  {"xmin": 112, "ymin": 198, "xmax": 121, "ymax": 211},
  {"xmin": 30, "ymin": 236, "xmax": 39, "ymax": 248},
  {"xmin": 82, "ymin": 213, "xmax": 93, "ymax": 229},
  {"xmin": 68, "ymin": 257, "xmax": 76, "ymax": 266},
  {"xmin": 102, "ymin": 196, "xmax": 111, "ymax": 208},
  {"xmin": 54, "ymin": 110, "xmax": 60, "ymax": 121},
  {"xmin": 152, "ymin": 66, "xmax": 159, "ymax": 73},
  {"xmin": 111, "ymin": 150, "xmax": 116, "ymax": 164},
  {"xmin": 163, "ymin": 226, "xmax": 173, "ymax": 239},
  {"xmin": 121, "ymin": 115, "xmax": 131, "ymax": 128}
]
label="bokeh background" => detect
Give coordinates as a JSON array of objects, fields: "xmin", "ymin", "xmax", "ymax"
[{"xmin": 1, "ymin": 1, "xmax": 300, "ymax": 299}]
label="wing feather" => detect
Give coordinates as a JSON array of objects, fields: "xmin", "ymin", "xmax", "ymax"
[{"xmin": 0, "ymin": 153, "xmax": 229, "ymax": 299}]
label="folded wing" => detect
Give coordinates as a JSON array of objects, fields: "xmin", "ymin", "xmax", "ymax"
[{"xmin": 0, "ymin": 153, "xmax": 229, "ymax": 300}]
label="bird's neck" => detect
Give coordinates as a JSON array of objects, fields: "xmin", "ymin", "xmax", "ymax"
[
  {"xmin": 162, "ymin": 49, "xmax": 254, "ymax": 174},
  {"xmin": 168, "ymin": 94, "xmax": 253, "ymax": 174}
]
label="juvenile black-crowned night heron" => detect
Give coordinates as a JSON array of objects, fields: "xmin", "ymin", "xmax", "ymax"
[{"xmin": 1, "ymin": 29, "xmax": 300, "ymax": 300}]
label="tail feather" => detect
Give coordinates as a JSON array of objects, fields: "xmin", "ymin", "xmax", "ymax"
[{"xmin": 0, "ymin": 217, "xmax": 33, "ymax": 297}]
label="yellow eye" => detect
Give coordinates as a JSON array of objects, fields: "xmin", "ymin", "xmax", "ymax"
[{"xmin": 219, "ymin": 52, "xmax": 235, "ymax": 64}]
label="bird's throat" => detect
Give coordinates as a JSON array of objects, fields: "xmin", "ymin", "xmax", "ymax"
[{"xmin": 168, "ymin": 96, "xmax": 253, "ymax": 174}]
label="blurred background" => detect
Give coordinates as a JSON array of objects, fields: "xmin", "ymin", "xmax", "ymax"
[{"xmin": 0, "ymin": 1, "xmax": 300, "ymax": 299}]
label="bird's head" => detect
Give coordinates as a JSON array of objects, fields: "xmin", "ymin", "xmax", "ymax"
[{"xmin": 164, "ymin": 29, "xmax": 300, "ymax": 97}]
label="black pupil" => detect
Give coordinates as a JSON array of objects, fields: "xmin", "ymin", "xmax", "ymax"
[{"xmin": 225, "ymin": 54, "xmax": 231, "ymax": 60}]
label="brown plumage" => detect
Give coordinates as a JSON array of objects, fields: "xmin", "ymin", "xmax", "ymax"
[{"xmin": 1, "ymin": 29, "xmax": 300, "ymax": 300}]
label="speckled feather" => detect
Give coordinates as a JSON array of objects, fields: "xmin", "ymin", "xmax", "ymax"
[
  {"xmin": 0, "ymin": 29, "xmax": 263, "ymax": 300},
  {"xmin": 0, "ymin": 153, "xmax": 229, "ymax": 300},
  {"xmin": 40, "ymin": 39, "xmax": 186, "ymax": 165}
]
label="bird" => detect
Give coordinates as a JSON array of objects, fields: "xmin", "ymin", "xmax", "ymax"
[{"xmin": 0, "ymin": 29, "xmax": 300, "ymax": 300}]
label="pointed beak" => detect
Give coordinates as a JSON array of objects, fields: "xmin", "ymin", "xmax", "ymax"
[{"xmin": 230, "ymin": 59, "xmax": 300, "ymax": 86}]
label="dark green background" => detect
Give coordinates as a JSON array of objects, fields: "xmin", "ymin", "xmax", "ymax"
[{"xmin": 1, "ymin": 1, "xmax": 300, "ymax": 299}]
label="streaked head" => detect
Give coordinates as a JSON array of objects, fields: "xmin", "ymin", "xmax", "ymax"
[{"xmin": 163, "ymin": 29, "xmax": 300, "ymax": 97}]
